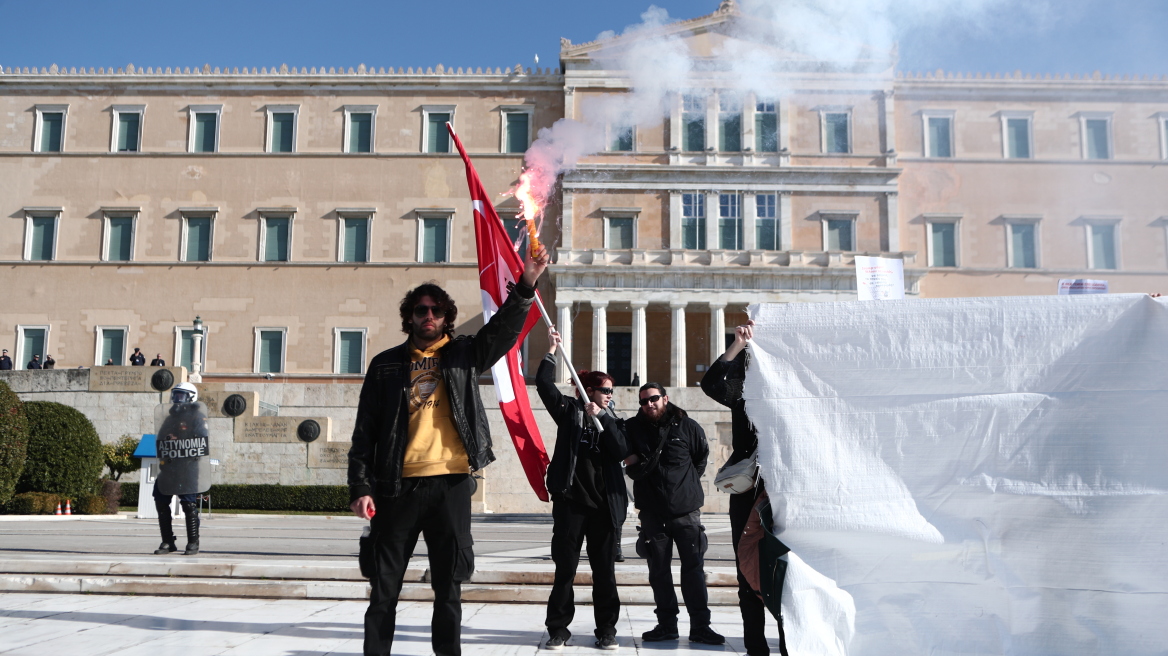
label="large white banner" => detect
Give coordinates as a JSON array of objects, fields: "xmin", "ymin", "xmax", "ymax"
[{"xmin": 744, "ymin": 295, "xmax": 1168, "ymax": 656}]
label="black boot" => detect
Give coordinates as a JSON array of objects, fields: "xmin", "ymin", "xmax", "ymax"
[
  {"xmin": 154, "ymin": 497, "xmax": 177, "ymax": 554},
  {"xmin": 181, "ymin": 502, "xmax": 200, "ymax": 555}
]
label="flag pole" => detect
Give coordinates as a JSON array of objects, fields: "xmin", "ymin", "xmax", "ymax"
[{"xmin": 532, "ymin": 294, "xmax": 605, "ymax": 432}]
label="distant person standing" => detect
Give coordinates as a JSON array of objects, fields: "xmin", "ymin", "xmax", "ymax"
[
  {"xmin": 105, "ymin": 358, "xmax": 115, "ymax": 366},
  {"xmin": 0, "ymin": 349, "xmax": 12, "ymax": 370},
  {"xmin": 130, "ymin": 348, "xmax": 146, "ymax": 366},
  {"xmin": 151, "ymin": 353, "xmax": 166, "ymax": 366},
  {"xmin": 624, "ymin": 383, "xmax": 724, "ymax": 646},
  {"xmin": 42, "ymin": 355, "xmax": 56, "ymax": 369},
  {"xmin": 27, "ymin": 355, "xmax": 42, "ymax": 370}
]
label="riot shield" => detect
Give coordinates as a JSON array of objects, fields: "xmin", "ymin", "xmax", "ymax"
[{"xmin": 154, "ymin": 401, "xmax": 212, "ymax": 495}]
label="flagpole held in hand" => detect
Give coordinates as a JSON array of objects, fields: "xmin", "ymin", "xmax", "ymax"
[{"xmin": 532, "ymin": 294, "xmax": 605, "ymax": 432}]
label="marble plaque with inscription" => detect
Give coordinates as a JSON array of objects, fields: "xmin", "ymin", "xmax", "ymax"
[
  {"xmin": 308, "ymin": 442, "xmax": 351, "ymax": 468},
  {"xmin": 89, "ymin": 366, "xmax": 186, "ymax": 393},
  {"xmin": 201, "ymin": 390, "xmax": 258, "ymax": 419},
  {"xmin": 235, "ymin": 416, "xmax": 332, "ymax": 443}
]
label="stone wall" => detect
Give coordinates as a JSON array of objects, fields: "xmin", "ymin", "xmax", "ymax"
[{"xmin": 1, "ymin": 370, "xmax": 735, "ymax": 513}]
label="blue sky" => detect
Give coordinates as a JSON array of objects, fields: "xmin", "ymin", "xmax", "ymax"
[{"xmin": 0, "ymin": 0, "xmax": 1165, "ymax": 77}]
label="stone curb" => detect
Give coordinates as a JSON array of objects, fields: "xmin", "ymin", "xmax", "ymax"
[{"xmin": 0, "ymin": 515, "xmax": 128, "ymax": 522}]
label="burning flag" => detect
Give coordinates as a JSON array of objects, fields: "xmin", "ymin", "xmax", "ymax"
[{"xmin": 447, "ymin": 122, "xmax": 550, "ymax": 502}]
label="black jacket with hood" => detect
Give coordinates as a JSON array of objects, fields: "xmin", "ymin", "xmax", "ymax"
[
  {"xmin": 347, "ymin": 282, "xmax": 535, "ymax": 501},
  {"xmin": 535, "ymin": 353, "xmax": 628, "ymax": 528},
  {"xmin": 624, "ymin": 402, "xmax": 709, "ymax": 517},
  {"xmin": 700, "ymin": 351, "xmax": 757, "ymax": 469}
]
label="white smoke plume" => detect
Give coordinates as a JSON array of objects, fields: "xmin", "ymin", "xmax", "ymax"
[{"xmin": 519, "ymin": 0, "xmax": 1056, "ymax": 225}]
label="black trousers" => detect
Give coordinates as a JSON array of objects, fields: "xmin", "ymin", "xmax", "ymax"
[
  {"xmin": 152, "ymin": 488, "xmax": 198, "ymax": 543},
  {"xmin": 365, "ymin": 474, "xmax": 474, "ymax": 656},
  {"xmin": 546, "ymin": 500, "xmax": 620, "ymax": 639},
  {"xmin": 636, "ymin": 509, "xmax": 711, "ymax": 628},
  {"xmin": 730, "ymin": 490, "xmax": 789, "ymax": 656}
]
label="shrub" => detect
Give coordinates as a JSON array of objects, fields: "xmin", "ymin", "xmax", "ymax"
[
  {"xmin": 208, "ymin": 484, "xmax": 349, "ymax": 512},
  {"xmin": 119, "ymin": 482, "xmax": 140, "ymax": 506},
  {"xmin": 103, "ymin": 435, "xmax": 140, "ymax": 481},
  {"xmin": 16, "ymin": 401, "xmax": 105, "ymax": 499},
  {"xmin": 74, "ymin": 493, "xmax": 110, "ymax": 515},
  {"xmin": 99, "ymin": 479, "xmax": 121, "ymax": 513},
  {"xmin": 5, "ymin": 491, "xmax": 62, "ymax": 514},
  {"xmin": 0, "ymin": 381, "xmax": 29, "ymax": 505}
]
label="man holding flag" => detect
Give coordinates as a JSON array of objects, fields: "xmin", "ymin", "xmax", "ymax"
[{"xmin": 348, "ymin": 246, "xmax": 548, "ymax": 656}]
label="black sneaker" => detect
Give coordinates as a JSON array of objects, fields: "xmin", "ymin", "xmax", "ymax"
[
  {"xmin": 641, "ymin": 625, "xmax": 679, "ymax": 642},
  {"xmin": 614, "ymin": 546, "xmax": 624, "ymax": 562},
  {"xmin": 153, "ymin": 541, "xmax": 177, "ymax": 555},
  {"xmin": 689, "ymin": 626, "xmax": 726, "ymax": 646},
  {"xmin": 545, "ymin": 634, "xmax": 568, "ymax": 650},
  {"xmin": 595, "ymin": 635, "xmax": 618, "ymax": 650}
]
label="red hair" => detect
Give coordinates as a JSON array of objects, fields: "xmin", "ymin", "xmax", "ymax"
[{"xmin": 576, "ymin": 370, "xmax": 614, "ymax": 397}]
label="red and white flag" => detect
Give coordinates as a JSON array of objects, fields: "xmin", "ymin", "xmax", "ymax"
[{"xmin": 448, "ymin": 123, "xmax": 550, "ymax": 502}]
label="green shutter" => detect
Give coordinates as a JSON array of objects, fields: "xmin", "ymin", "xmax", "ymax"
[
  {"xmin": 931, "ymin": 223, "xmax": 956, "ymax": 266},
  {"xmin": 827, "ymin": 219, "xmax": 854, "ymax": 251},
  {"xmin": 756, "ymin": 113, "xmax": 778, "ymax": 152},
  {"xmin": 1007, "ymin": 119, "xmax": 1030, "ymax": 158},
  {"xmin": 683, "ymin": 115, "xmax": 705, "ymax": 152},
  {"xmin": 40, "ymin": 113, "xmax": 63, "ymax": 152},
  {"xmin": 506, "ymin": 113, "xmax": 529, "ymax": 153},
  {"xmin": 343, "ymin": 218, "xmax": 368, "ymax": 262},
  {"xmin": 1011, "ymin": 224, "xmax": 1036, "ymax": 268},
  {"xmin": 194, "ymin": 113, "xmax": 216, "ymax": 152},
  {"xmin": 271, "ymin": 113, "xmax": 294, "ymax": 152},
  {"xmin": 108, "ymin": 217, "xmax": 134, "ymax": 261},
  {"xmin": 338, "ymin": 331, "xmax": 363, "ymax": 374},
  {"xmin": 259, "ymin": 331, "xmax": 283, "ymax": 373},
  {"xmin": 422, "ymin": 218, "xmax": 448, "ymax": 262},
  {"xmin": 186, "ymin": 217, "xmax": 212, "ymax": 261},
  {"xmin": 826, "ymin": 113, "xmax": 849, "ymax": 153},
  {"xmin": 29, "ymin": 217, "xmax": 55, "ymax": 261},
  {"xmin": 719, "ymin": 113, "xmax": 741, "ymax": 152},
  {"xmin": 1091, "ymin": 225, "xmax": 1117, "ymax": 269},
  {"xmin": 608, "ymin": 217, "xmax": 634, "ymax": 249},
  {"xmin": 428, "ymin": 113, "xmax": 450, "ymax": 153},
  {"xmin": 22, "ymin": 329, "xmax": 46, "ymax": 369},
  {"xmin": 1086, "ymin": 119, "xmax": 1109, "ymax": 159},
  {"xmin": 611, "ymin": 126, "xmax": 633, "ymax": 152},
  {"xmin": 928, "ymin": 117, "xmax": 952, "ymax": 157},
  {"xmin": 102, "ymin": 329, "xmax": 125, "ymax": 365},
  {"xmin": 117, "ymin": 113, "xmax": 140, "ymax": 152},
  {"xmin": 349, "ymin": 113, "xmax": 372, "ymax": 153},
  {"xmin": 264, "ymin": 217, "xmax": 290, "ymax": 261},
  {"xmin": 180, "ymin": 330, "xmax": 196, "ymax": 369}
]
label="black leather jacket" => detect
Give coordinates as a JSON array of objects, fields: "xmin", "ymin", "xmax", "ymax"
[
  {"xmin": 347, "ymin": 282, "xmax": 535, "ymax": 500},
  {"xmin": 700, "ymin": 352, "xmax": 757, "ymax": 467},
  {"xmin": 624, "ymin": 403, "xmax": 709, "ymax": 517},
  {"xmin": 535, "ymin": 353, "xmax": 628, "ymax": 528}
]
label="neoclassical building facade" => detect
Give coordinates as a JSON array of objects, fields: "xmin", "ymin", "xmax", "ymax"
[{"xmin": 2, "ymin": 1, "xmax": 1166, "ymax": 389}]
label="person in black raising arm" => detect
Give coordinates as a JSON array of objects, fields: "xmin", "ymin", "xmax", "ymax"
[
  {"xmin": 536, "ymin": 327, "xmax": 628, "ymax": 651},
  {"xmin": 701, "ymin": 319, "xmax": 788, "ymax": 656},
  {"xmin": 624, "ymin": 384, "xmax": 724, "ymax": 646}
]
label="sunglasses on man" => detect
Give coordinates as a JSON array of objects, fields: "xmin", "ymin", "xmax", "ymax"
[
  {"xmin": 639, "ymin": 394, "xmax": 663, "ymax": 406},
  {"xmin": 413, "ymin": 304, "xmax": 446, "ymax": 319}
]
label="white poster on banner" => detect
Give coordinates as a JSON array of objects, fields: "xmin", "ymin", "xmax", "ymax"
[
  {"xmin": 744, "ymin": 295, "xmax": 1168, "ymax": 656},
  {"xmin": 1058, "ymin": 278, "xmax": 1109, "ymax": 294},
  {"xmin": 854, "ymin": 256, "xmax": 904, "ymax": 300}
]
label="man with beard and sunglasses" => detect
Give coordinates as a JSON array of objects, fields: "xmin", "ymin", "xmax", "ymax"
[
  {"xmin": 623, "ymin": 383, "xmax": 724, "ymax": 646},
  {"xmin": 348, "ymin": 245, "xmax": 548, "ymax": 656}
]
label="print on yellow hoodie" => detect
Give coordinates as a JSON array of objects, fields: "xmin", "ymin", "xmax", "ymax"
[{"xmin": 402, "ymin": 335, "xmax": 470, "ymax": 477}]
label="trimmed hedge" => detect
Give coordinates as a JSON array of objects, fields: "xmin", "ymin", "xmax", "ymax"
[
  {"xmin": 117, "ymin": 483, "xmax": 349, "ymax": 512},
  {"xmin": 17, "ymin": 401, "xmax": 104, "ymax": 499},
  {"xmin": 6, "ymin": 491, "xmax": 62, "ymax": 514},
  {"xmin": 0, "ymin": 381, "xmax": 29, "ymax": 505},
  {"xmin": 74, "ymin": 493, "xmax": 110, "ymax": 515}
]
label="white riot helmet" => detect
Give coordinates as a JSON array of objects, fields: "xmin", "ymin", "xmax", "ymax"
[{"xmin": 170, "ymin": 382, "xmax": 198, "ymax": 404}]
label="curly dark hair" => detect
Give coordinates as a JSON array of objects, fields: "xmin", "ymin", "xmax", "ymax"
[
  {"xmin": 399, "ymin": 282, "xmax": 457, "ymax": 338},
  {"xmin": 576, "ymin": 370, "xmax": 614, "ymax": 398}
]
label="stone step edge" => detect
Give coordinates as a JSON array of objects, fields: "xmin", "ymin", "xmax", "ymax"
[
  {"xmin": 0, "ymin": 561, "xmax": 739, "ymax": 586},
  {"xmin": 0, "ymin": 574, "xmax": 741, "ymax": 605}
]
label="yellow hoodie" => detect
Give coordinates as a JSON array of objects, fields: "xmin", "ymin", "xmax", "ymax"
[{"xmin": 402, "ymin": 335, "xmax": 470, "ymax": 477}]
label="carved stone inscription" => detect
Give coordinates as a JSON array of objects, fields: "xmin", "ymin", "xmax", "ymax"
[
  {"xmin": 308, "ymin": 442, "xmax": 351, "ymax": 469},
  {"xmin": 201, "ymin": 390, "xmax": 258, "ymax": 419},
  {"xmin": 90, "ymin": 366, "xmax": 186, "ymax": 393},
  {"xmin": 235, "ymin": 416, "xmax": 331, "ymax": 443}
]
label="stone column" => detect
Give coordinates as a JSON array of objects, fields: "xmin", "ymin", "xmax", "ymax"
[
  {"xmin": 670, "ymin": 300, "xmax": 688, "ymax": 388},
  {"xmin": 630, "ymin": 300, "xmax": 648, "ymax": 386},
  {"xmin": 190, "ymin": 331, "xmax": 204, "ymax": 384},
  {"xmin": 591, "ymin": 300, "xmax": 608, "ymax": 373},
  {"xmin": 885, "ymin": 192, "xmax": 900, "ymax": 252},
  {"xmin": 709, "ymin": 303, "xmax": 726, "ymax": 365},
  {"xmin": 705, "ymin": 192, "xmax": 719, "ymax": 250},
  {"xmin": 780, "ymin": 192, "xmax": 794, "ymax": 253},
  {"xmin": 555, "ymin": 300, "xmax": 573, "ymax": 384},
  {"xmin": 743, "ymin": 193, "xmax": 757, "ymax": 250}
]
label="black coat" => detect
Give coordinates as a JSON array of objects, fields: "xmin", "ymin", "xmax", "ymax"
[
  {"xmin": 535, "ymin": 353, "xmax": 628, "ymax": 528},
  {"xmin": 347, "ymin": 282, "xmax": 535, "ymax": 500},
  {"xmin": 0, "ymin": 355, "xmax": 12, "ymax": 370},
  {"xmin": 700, "ymin": 353, "xmax": 757, "ymax": 468},
  {"xmin": 624, "ymin": 403, "xmax": 709, "ymax": 516}
]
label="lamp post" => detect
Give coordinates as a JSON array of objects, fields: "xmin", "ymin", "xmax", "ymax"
[{"xmin": 190, "ymin": 315, "xmax": 204, "ymax": 383}]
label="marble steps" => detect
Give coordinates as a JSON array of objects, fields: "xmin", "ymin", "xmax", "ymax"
[{"xmin": 0, "ymin": 557, "xmax": 741, "ymax": 604}]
